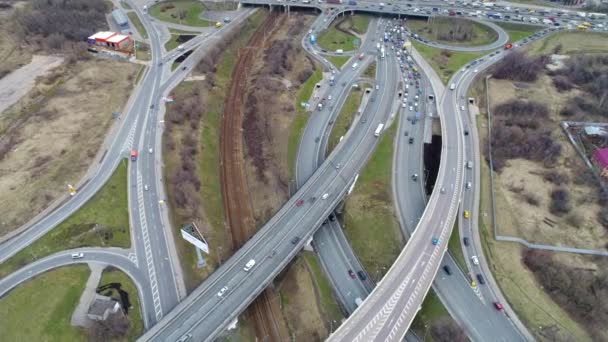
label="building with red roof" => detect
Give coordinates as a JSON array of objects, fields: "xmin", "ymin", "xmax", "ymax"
[{"xmin": 593, "ymin": 148, "xmax": 608, "ymax": 178}]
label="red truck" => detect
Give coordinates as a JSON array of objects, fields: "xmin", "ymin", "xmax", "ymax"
[
  {"xmin": 131, "ymin": 150, "xmax": 137, "ymax": 161},
  {"xmin": 448, "ymin": 10, "xmax": 455, "ymax": 16}
]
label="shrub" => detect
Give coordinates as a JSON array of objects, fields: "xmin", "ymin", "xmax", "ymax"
[
  {"xmin": 492, "ymin": 51, "xmax": 548, "ymax": 82},
  {"xmin": 549, "ymin": 188, "xmax": 571, "ymax": 215}
]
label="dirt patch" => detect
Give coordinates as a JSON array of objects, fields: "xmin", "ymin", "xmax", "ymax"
[
  {"xmin": 276, "ymin": 256, "xmax": 328, "ymax": 341},
  {"xmin": 242, "ymin": 13, "xmax": 315, "ymax": 225},
  {"xmin": 487, "ymin": 74, "xmax": 607, "ymax": 249},
  {"xmin": 0, "ymin": 55, "xmax": 63, "ymax": 114},
  {"xmin": 0, "ymin": 59, "xmax": 138, "ymax": 236}
]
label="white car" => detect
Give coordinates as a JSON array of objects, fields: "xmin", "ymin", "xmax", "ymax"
[
  {"xmin": 460, "ymin": 106, "xmax": 465, "ymax": 111},
  {"xmin": 466, "ymin": 182, "xmax": 472, "ymax": 189},
  {"xmin": 144, "ymin": 184, "xmax": 149, "ymax": 191},
  {"xmin": 328, "ymin": 95, "xmax": 332, "ymax": 101},
  {"xmin": 148, "ymin": 147, "xmax": 153, "ymax": 153},
  {"xmin": 322, "ymin": 193, "xmax": 329, "ymax": 200},
  {"xmin": 217, "ymin": 286, "xmax": 228, "ymax": 297},
  {"xmin": 473, "ymin": 69, "xmax": 479, "ymax": 73},
  {"xmin": 409, "ymin": 106, "xmax": 414, "ymax": 111},
  {"xmin": 71, "ymin": 252, "xmax": 84, "ymax": 259},
  {"xmin": 244, "ymin": 259, "xmax": 256, "ymax": 272},
  {"xmin": 375, "ymin": 84, "xmax": 380, "ymax": 90},
  {"xmin": 472, "ymin": 256, "xmax": 479, "ymax": 265},
  {"xmin": 402, "ymin": 103, "xmax": 406, "ymax": 108}
]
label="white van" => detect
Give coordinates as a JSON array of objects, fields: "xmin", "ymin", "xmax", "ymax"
[
  {"xmin": 244, "ymin": 259, "xmax": 256, "ymax": 272},
  {"xmin": 351, "ymin": 63, "xmax": 358, "ymax": 70}
]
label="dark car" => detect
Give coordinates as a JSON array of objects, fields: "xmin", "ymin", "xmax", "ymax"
[
  {"xmin": 329, "ymin": 214, "xmax": 336, "ymax": 222},
  {"xmin": 291, "ymin": 236, "xmax": 300, "ymax": 245},
  {"xmin": 443, "ymin": 265, "xmax": 452, "ymax": 275},
  {"xmin": 409, "ymin": 137, "xmax": 414, "ymax": 144},
  {"xmin": 357, "ymin": 271, "xmax": 367, "ymax": 281},
  {"xmin": 464, "ymin": 130, "xmax": 469, "ymax": 136},
  {"xmin": 463, "ymin": 237, "xmax": 469, "ymax": 246},
  {"xmin": 477, "ymin": 274, "xmax": 485, "ymax": 285},
  {"xmin": 348, "ymin": 270, "xmax": 356, "ymax": 279}
]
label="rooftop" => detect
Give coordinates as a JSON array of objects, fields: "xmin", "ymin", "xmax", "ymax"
[
  {"xmin": 106, "ymin": 34, "xmax": 129, "ymax": 43},
  {"xmin": 89, "ymin": 31, "xmax": 117, "ymax": 40}
]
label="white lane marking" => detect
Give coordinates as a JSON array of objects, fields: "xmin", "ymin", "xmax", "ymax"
[{"xmin": 137, "ymin": 171, "xmax": 162, "ymax": 321}]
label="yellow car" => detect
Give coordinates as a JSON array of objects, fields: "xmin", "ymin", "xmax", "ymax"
[
  {"xmin": 471, "ymin": 281, "xmax": 476, "ymax": 287},
  {"xmin": 215, "ymin": 22, "xmax": 222, "ymax": 28},
  {"xmin": 464, "ymin": 210, "xmax": 470, "ymax": 219}
]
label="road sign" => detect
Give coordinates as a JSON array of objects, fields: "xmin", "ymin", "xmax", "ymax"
[{"xmin": 181, "ymin": 223, "xmax": 209, "ymax": 254}]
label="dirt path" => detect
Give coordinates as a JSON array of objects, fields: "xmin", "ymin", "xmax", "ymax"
[
  {"xmin": 219, "ymin": 12, "xmax": 289, "ymax": 342},
  {"xmin": 0, "ymin": 55, "xmax": 63, "ymax": 114}
]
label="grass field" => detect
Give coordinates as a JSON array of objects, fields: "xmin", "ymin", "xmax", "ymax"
[
  {"xmin": 287, "ymin": 67, "xmax": 322, "ymax": 177},
  {"xmin": 325, "ymin": 55, "xmax": 351, "ymax": 69},
  {"xmin": 120, "ymin": 0, "xmax": 132, "ymax": 9},
  {"xmin": 317, "ymin": 15, "xmax": 369, "ymax": 52},
  {"xmin": 363, "ymin": 62, "xmax": 376, "ymax": 78},
  {"xmin": 135, "ymin": 41, "xmax": 151, "ymax": 61},
  {"xmin": 447, "ymin": 221, "xmax": 466, "ymax": 271},
  {"xmin": 127, "ymin": 12, "xmax": 148, "ymax": 39},
  {"xmin": 303, "ymin": 252, "xmax": 344, "ymax": 323},
  {"xmin": 164, "ymin": 11, "xmax": 267, "ymax": 290},
  {"xmin": 342, "ymin": 123, "xmax": 404, "ymax": 281},
  {"xmin": 149, "ymin": 0, "xmax": 212, "ymax": 27},
  {"xmin": 164, "ymin": 34, "xmax": 196, "ymax": 51},
  {"xmin": 327, "ymin": 87, "xmax": 363, "ymax": 154},
  {"xmin": 527, "ymin": 31, "xmax": 608, "ymax": 55},
  {"xmin": 494, "ymin": 22, "xmax": 544, "ymax": 43},
  {"xmin": 98, "ymin": 267, "xmax": 144, "ymax": 341},
  {"xmin": 135, "ymin": 65, "xmax": 146, "ymax": 84},
  {"xmin": 0, "ymin": 265, "xmax": 90, "ymax": 341},
  {"xmin": 412, "ymin": 41, "xmax": 484, "ymax": 84},
  {"xmin": 168, "ymin": 28, "xmax": 199, "ymax": 35},
  {"xmin": 407, "ymin": 17, "xmax": 498, "ymax": 47},
  {"xmin": 0, "ymin": 161, "xmax": 130, "ymax": 278}
]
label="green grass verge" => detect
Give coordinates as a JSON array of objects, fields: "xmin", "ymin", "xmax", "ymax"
[
  {"xmin": 303, "ymin": 252, "xmax": 345, "ymax": 323},
  {"xmin": 412, "ymin": 41, "xmax": 485, "ymax": 84},
  {"xmin": 327, "ymin": 86, "xmax": 363, "ymax": 154},
  {"xmin": 135, "ymin": 41, "xmax": 151, "ymax": 61},
  {"xmin": 0, "ymin": 161, "xmax": 130, "ymax": 278},
  {"xmin": 317, "ymin": 15, "xmax": 368, "ymax": 52},
  {"xmin": 149, "ymin": 0, "xmax": 212, "ymax": 27},
  {"xmin": 325, "ymin": 55, "xmax": 351, "ymax": 69},
  {"xmin": 527, "ymin": 31, "xmax": 608, "ymax": 55},
  {"xmin": 411, "ymin": 289, "xmax": 452, "ymax": 341},
  {"xmin": 121, "ymin": 0, "xmax": 132, "ymax": 10},
  {"xmin": 164, "ymin": 11, "xmax": 267, "ymax": 290},
  {"xmin": 494, "ymin": 22, "xmax": 544, "ymax": 43},
  {"xmin": 165, "ymin": 34, "xmax": 196, "ymax": 51},
  {"xmin": 98, "ymin": 267, "xmax": 144, "ymax": 341},
  {"xmin": 342, "ymin": 123, "xmax": 403, "ymax": 281},
  {"xmin": 134, "ymin": 65, "xmax": 146, "ymax": 85},
  {"xmin": 168, "ymin": 28, "xmax": 199, "ymax": 35},
  {"xmin": 363, "ymin": 62, "xmax": 376, "ymax": 78},
  {"xmin": 287, "ymin": 67, "xmax": 322, "ymax": 177},
  {"xmin": 407, "ymin": 17, "xmax": 499, "ymax": 47},
  {"xmin": 0, "ymin": 265, "xmax": 90, "ymax": 341},
  {"xmin": 447, "ymin": 221, "xmax": 467, "ymax": 272},
  {"xmin": 127, "ymin": 12, "xmax": 148, "ymax": 39}
]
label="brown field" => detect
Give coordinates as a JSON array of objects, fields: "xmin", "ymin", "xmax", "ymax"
[{"xmin": 0, "ymin": 59, "xmax": 138, "ymax": 236}]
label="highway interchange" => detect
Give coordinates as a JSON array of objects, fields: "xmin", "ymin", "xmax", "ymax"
[{"xmin": 0, "ymin": 0, "xmax": 606, "ymax": 341}]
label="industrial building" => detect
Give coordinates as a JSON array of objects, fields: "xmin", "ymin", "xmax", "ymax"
[
  {"xmin": 112, "ymin": 8, "xmax": 130, "ymax": 33},
  {"xmin": 87, "ymin": 31, "xmax": 132, "ymax": 51}
]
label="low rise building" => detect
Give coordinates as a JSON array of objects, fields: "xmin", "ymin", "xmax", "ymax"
[{"xmin": 87, "ymin": 294, "xmax": 122, "ymax": 321}]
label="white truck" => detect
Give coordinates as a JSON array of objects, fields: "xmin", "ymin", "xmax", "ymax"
[{"xmin": 374, "ymin": 123, "xmax": 384, "ymax": 137}]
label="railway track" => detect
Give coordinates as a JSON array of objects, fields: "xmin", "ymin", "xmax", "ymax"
[{"xmin": 219, "ymin": 11, "xmax": 288, "ymax": 342}]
